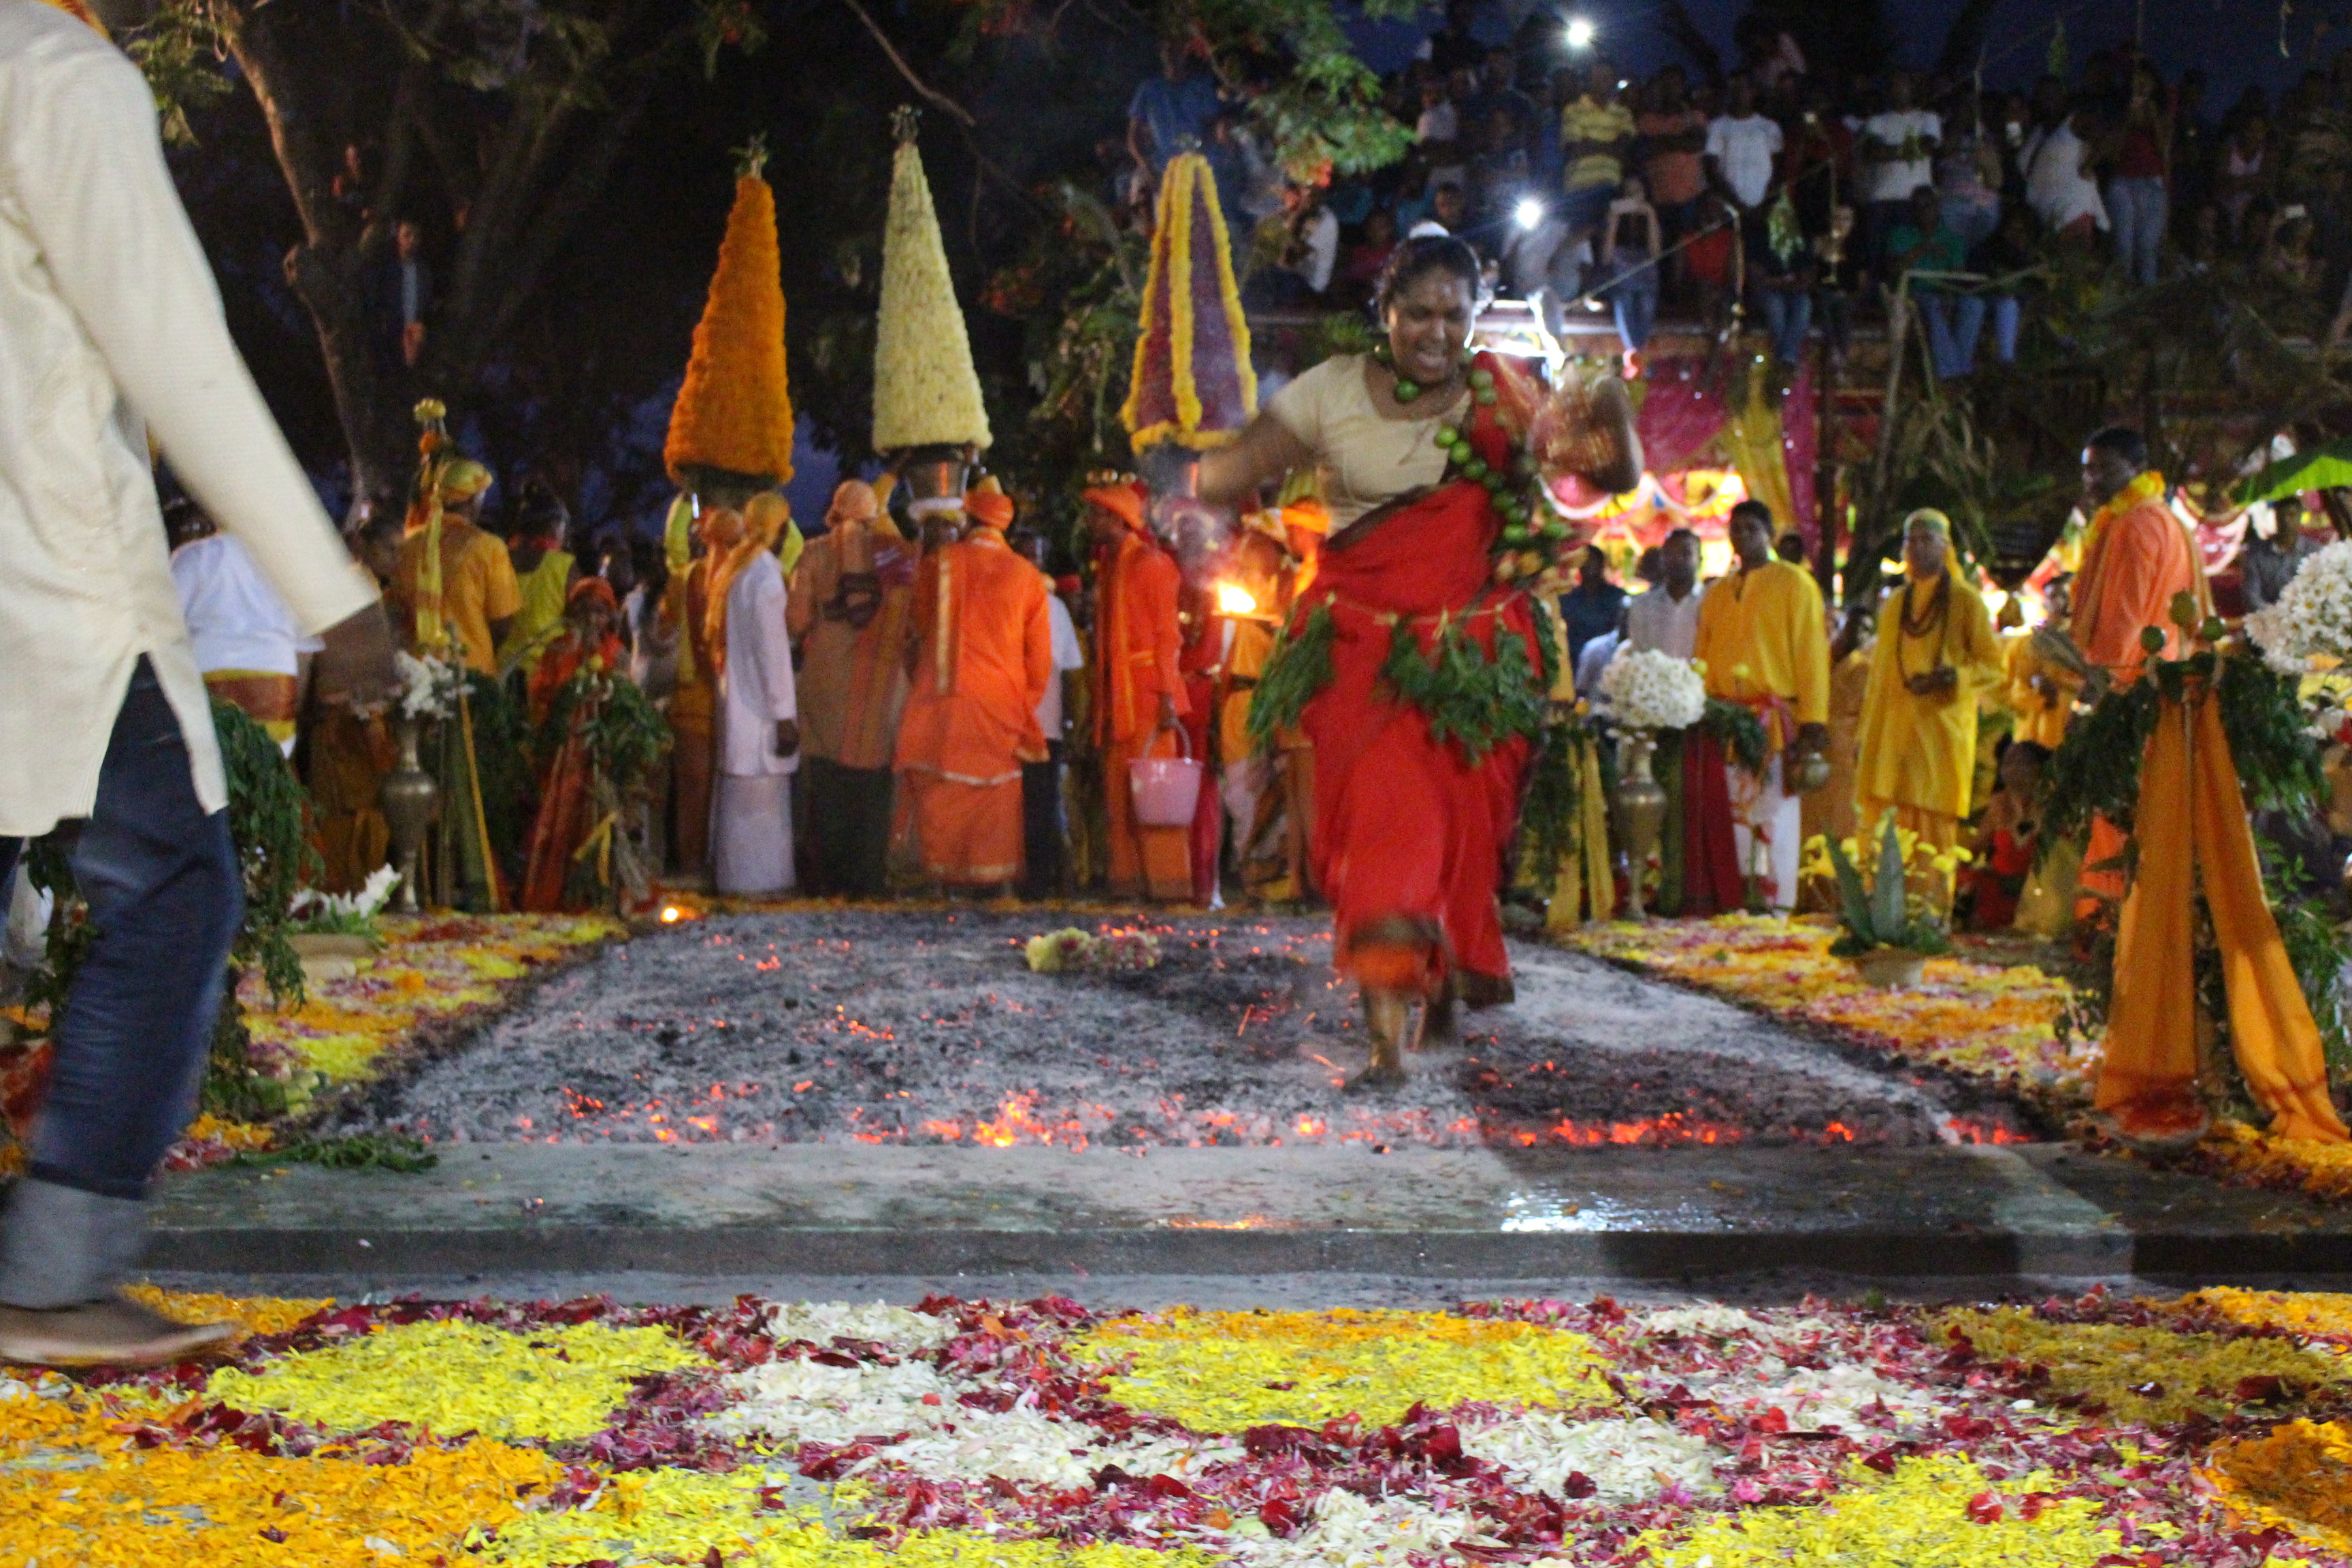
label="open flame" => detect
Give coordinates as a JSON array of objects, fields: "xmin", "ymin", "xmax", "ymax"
[{"xmin": 1214, "ymin": 581, "xmax": 1257, "ymax": 615}]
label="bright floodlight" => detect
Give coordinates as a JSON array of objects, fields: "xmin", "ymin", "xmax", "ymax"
[
  {"xmin": 1515, "ymin": 196, "xmax": 1546, "ymax": 230},
  {"xmin": 1565, "ymin": 16, "xmax": 1595, "ymax": 48}
]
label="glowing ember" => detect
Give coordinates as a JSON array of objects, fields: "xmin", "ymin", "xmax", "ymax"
[{"xmin": 356, "ymin": 909, "xmax": 2023, "ymax": 1153}]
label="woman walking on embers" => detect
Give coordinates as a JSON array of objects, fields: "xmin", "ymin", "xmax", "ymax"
[{"xmin": 1199, "ymin": 236, "xmax": 1639, "ymax": 1086}]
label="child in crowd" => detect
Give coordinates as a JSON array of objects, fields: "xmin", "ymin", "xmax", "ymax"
[{"xmin": 1967, "ymin": 738, "xmax": 2048, "ymax": 932}]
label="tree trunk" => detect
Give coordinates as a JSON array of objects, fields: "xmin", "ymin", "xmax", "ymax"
[{"xmin": 216, "ymin": 1, "xmax": 418, "ymax": 516}]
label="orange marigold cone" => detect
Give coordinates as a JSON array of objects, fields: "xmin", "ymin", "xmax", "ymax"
[{"xmin": 665, "ymin": 140, "xmax": 794, "ymax": 487}]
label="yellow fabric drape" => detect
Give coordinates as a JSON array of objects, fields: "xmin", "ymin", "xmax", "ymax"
[
  {"xmin": 1544, "ymin": 732, "xmax": 1616, "ymax": 928},
  {"xmin": 1720, "ymin": 371, "xmax": 1795, "ymax": 545},
  {"xmin": 2098, "ymin": 689, "xmax": 2349, "ymax": 1145}
]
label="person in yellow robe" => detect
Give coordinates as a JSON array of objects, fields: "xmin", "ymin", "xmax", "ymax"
[
  {"xmin": 1692, "ymin": 499, "xmax": 1829, "ymax": 910},
  {"xmin": 1854, "ymin": 510, "xmax": 2006, "ymax": 913},
  {"xmin": 2002, "ymin": 574, "xmax": 2077, "ymax": 753},
  {"xmin": 497, "ymin": 485, "xmax": 578, "ymax": 679},
  {"xmin": 1797, "ymin": 601, "xmax": 1874, "ymax": 911}
]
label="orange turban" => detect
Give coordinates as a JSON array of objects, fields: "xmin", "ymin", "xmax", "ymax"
[
  {"xmin": 826, "ymin": 480, "xmax": 881, "ymax": 528},
  {"xmin": 567, "ymin": 576, "xmax": 619, "ymax": 614},
  {"xmin": 1082, "ymin": 484, "xmax": 1144, "ymax": 530},
  {"xmin": 965, "ymin": 487, "xmax": 1015, "ymax": 530}
]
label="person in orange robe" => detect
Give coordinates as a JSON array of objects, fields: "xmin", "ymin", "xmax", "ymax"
[
  {"xmin": 893, "ymin": 486, "xmax": 1051, "ymax": 892},
  {"xmin": 2068, "ymin": 426, "xmax": 2209, "ymax": 916},
  {"xmin": 789, "ymin": 478, "xmax": 916, "ymax": 896},
  {"xmin": 1087, "ymin": 482, "xmax": 1192, "ymax": 900}
]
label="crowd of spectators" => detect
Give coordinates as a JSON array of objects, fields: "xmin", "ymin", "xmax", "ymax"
[{"xmin": 1114, "ymin": 8, "xmax": 2352, "ymax": 375}]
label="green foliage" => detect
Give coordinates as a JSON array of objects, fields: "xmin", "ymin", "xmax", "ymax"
[
  {"xmin": 1822, "ymin": 817, "xmax": 1954, "ymax": 958},
  {"xmin": 538, "ymin": 666, "xmax": 672, "ymax": 794},
  {"xmin": 1520, "ymin": 713, "xmax": 1589, "ymax": 896},
  {"xmin": 212, "ymin": 699, "xmax": 316, "ymax": 1009},
  {"xmin": 127, "ymin": 3, "xmax": 231, "ymax": 145},
  {"xmin": 226, "ymin": 1131, "xmax": 439, "ymax": 1175},
  {"xmin": 2266, "ymin": 845, "xmax": 2352, "ymax": 1083},
  {"xmin": 466, "ymin": 672, "xmax": 534, "ymax": 885},
  {"xmin": 2038, "ymin": 676, "xmax": 2161, "ymax": 850},
  {"xmin": 1379, "ymin": 616, "xmax": 1550, "ymax": 762},
  {"xmin": 1247, "ymin": 52, "xmax": 1413, "ymax": 182},
  {"xmin": 1298, "ymin": 312, "xmax": 1382, "ymax": 372},
  {"xmin": 1247, "ymin": 602, "xmax": 1335, "ymax": 751},
  {"xmin": 1697, "ymin": 698, "xmax": 1769, "ymax": 776},
  {"xmin": 2214, "ymin": 654, "xmax": 2327, "ymax": 820},
  {"xmin": 201, "ymin": 989, "xmax": 291, "ymax": 1124}
]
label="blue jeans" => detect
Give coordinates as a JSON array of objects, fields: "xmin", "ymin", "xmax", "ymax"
[
  {"xmin": 0, "ymin": 660, "xmax": 239, "ymax": 1205},
  {"xmin": 1918, "ymin": 293, "xmax": 1986, "ymax": 378},
  {"xmin": 2107, "ymin": 176, "xmax": 2167, "ymax": 287},
  {"xmin": 1605, "ymin": 263, "xmax": 1659, "ymax": 351},
  {"xmin": 1756, "ymin": 287, "xmax": 1812, "ymax": 363},
  {"xmin": 1988, "ymin": 294, "xmax": 2020, "ymax": 362}
]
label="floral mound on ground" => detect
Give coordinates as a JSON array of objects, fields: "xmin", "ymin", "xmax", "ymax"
[{"xmin": 5, "ymin": 1287, "xmax": 2351, "ymax": 1565}]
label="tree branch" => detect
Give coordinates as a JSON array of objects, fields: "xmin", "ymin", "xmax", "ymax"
[{"xmin": 834, "ymin": 0, "xmax": 975, "ymax": 126}]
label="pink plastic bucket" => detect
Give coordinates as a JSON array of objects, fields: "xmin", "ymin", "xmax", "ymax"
[{"xmin": 1128, "ymin": 728, "xmax": 1205, "ymax": 828}]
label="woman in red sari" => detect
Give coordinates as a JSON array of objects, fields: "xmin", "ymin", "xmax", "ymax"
[
  {"xmin": 1200, "ymin": 238, "xmax": 1637, "ymax": 1085},
  {"xmin": 521, "ymin": 577, "xmax": 627, "ymax": 911}
]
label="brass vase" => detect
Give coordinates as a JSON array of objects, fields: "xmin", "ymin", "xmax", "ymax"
[
  {"xmin": 378, "ymin": 717, "xmax": 440, "ymax": 915},
  {"xmin": 1609, "ymin": 730, "xmax": 1669, "ymax": 920}
]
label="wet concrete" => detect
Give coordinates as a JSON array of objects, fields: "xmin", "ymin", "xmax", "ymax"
[{"xmin": 146, "ymin": 1139, "xmax": 2352, "ymax": 1281}]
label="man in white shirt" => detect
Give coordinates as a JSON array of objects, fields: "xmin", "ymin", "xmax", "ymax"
[
  {"xmin": 169, "ymin": 501, "xmax": 326, "ymax": 756},
  {"xmin": 1703, "ymin": 76, "xmax": 1784, "ymax": 213},
  {"xmin": 0, "ymin": 0, "xmax": 397, "ymax": 1368},
  {"xmin": 1858, "ymin": 71, "xmax": 1940, "ymax": 280},
  {"xmin": 1623, "ymin": 527, "xmax": 1705, "ymax": 659}
]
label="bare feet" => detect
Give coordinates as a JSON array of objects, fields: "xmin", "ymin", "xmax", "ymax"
[
  {"xmin": 0, "ymin": 1296, "xmax": 236, "ymax": 1369},
  {"xmin": 1350, "ymin": 990, "xmax": 1411, "ymax": 1090}
]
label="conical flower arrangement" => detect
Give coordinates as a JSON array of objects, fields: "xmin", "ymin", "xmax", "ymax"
[
  {"xmin": 872, "ymin": 108, "xmax": 992, "ymax": 453},
  {"xmin": 1120, "ymin": 151, "xmax": 1256, "ymax": 452},
  {"xmin": 665, "ymin": 139, "xmax": 795, "ymax": 487}
]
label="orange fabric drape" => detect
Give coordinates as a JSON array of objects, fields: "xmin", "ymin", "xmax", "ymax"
[{"xmin": 2097, "ymin": 688, "xmax": 2350, "ymax": 1145}]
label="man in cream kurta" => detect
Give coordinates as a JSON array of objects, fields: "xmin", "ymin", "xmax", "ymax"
[{"xmin": 0, "ymin": 0, "xmax": 394, "ymax": 1366}]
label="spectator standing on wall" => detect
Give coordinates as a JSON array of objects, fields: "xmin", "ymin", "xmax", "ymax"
[
  {"xmin": 1128, "ymin": 37, "xmax": 1222, "ymax": 191},
  {"xmin": 1595, "ymin": 176, "xmax": 1661, "ymax": 372},
  {"xmin": 1933, "ymin": 88, "xmax": 2004, "ymax": 251},
  {"xmin": 1705, "ymin": 74, "xmax": 1784, "ymax": 249},
  {"xmin": 1462, "ymin": 46, "xmax": 1540, "ymax": 160},
  {"xmin": 1558, "ymin": 59, "xmax": 1636, "ymax": 246},
  {"xmin": 1887, "ymin": 186, "xmax": 1980, "ymax": 379},
  {"xmin": 1636, "ymin": 65, "xmax": 1711, "ymax": 294},
  {"xmin": 2026, "ymin": 99, "xmax": 2109, "ymax": 245},
  {"xmin": 1858, "ymin": 71, "xmax": 1941, "ymax": 282},
  {"xmin": 2107, "ymin": 61, "xmax": 2173, "ymax": 286}
]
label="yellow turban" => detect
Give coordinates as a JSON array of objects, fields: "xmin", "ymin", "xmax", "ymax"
[
  {"xmin": 1903, "ymin": 508, "xmax": 1951, "ymax": 542},
  {"xmin": 437, "ymin": 459, "xmax": 493, "ymax": 504}
]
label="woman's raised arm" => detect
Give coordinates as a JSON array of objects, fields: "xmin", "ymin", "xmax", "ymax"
[{"xmin": 1197, "ymin": 411, "xmax": 1313, "ymax": 506}]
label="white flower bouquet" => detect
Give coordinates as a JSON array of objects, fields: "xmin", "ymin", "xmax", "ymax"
[
  {"xmin": 288, "ymin": 866, "xmax": 402, "ymax": 940},
  {"xmin": 2247, "ymin": 540, "xmax": 2352, "ymax": 673},
  {"xmin": 1597, "ymin": 647, "xmax": 1708, "ymax": 732},
  {"xmin": 393, "ymin": 651, "xmax": 463, "ymax": 721}
]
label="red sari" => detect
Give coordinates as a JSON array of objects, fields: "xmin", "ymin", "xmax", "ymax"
[
  {"xmin": 1293, "ymin": 358, "xmax": 1540, "ymax": 1004},
  {"xmin": 520, "ymin": 627, "xmax": 626, "ymax": 912}
]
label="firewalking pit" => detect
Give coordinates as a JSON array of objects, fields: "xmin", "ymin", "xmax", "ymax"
[{"xmin": 342, "ymin": 909, "xmax": 2033, "ymax": 1152}]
